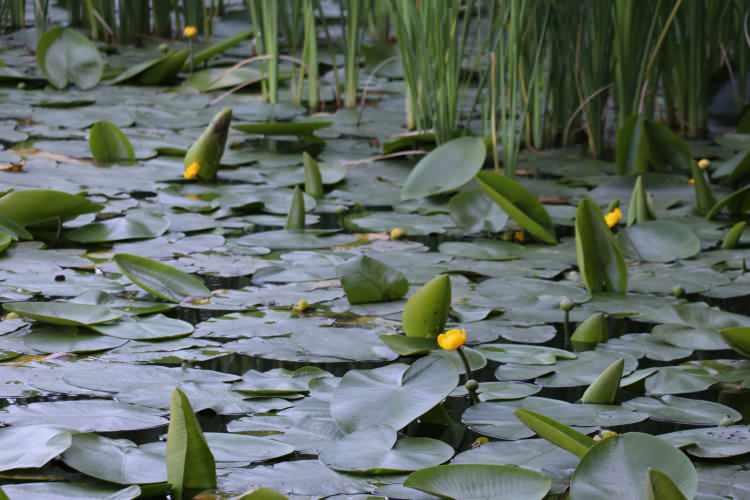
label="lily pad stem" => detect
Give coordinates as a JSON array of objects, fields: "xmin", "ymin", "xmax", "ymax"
[{"xmin": 457, "ymin": 347, "xmax": 479, "ymax": 405}]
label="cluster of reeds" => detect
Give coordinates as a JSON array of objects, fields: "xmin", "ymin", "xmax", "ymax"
[{"xmin": 5, "ymin": 0, "xmax": 750, "ymax": 177}]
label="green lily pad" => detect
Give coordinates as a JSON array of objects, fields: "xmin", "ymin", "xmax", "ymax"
[
  {"xmin": 36, "ymin": 27, "xmax": 103, "ymax": 90},
  {"xmin": 113, "ymin": 253, "xmax": 210, "ymax": 303},
  {"xmin": 3, "ymin": 301, "xmax": 122, "ymax": 326}
]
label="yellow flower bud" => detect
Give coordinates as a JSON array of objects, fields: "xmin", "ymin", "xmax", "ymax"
[
  {"xmin": 4, "ymin": 312, "xmax": 19, "ymax": 320},
  {"xmin": 183, "ymin": 26, "xmax": 198, "ymax": 39},
  {"xmin": 437, "ymin": 328, "xmax": 467, "ymax": 351},
  {"xmin": 513, "ymin": 230, "xmax": 525, "ymax": 243},
  {"xmin": 293, "ymin": 299, "xmax": 310, "ymax": 314},
  {"xmin": 183, "ymin": 161, "xmax": 201, "ymax": 180},
  {"xmin": 472, "ymin": 436, "xmax": 490, "ymax": 448},
  {"xmin": 688, "ymin": 178, "xmax": 695, "ymax": 185},
  {"xmin": 698, "ymin": 158, "xmax": 711, "ymax": 170},
  {"xmin": 390, "ymin": 227, "xmax": 406, "ymax": 240},
  {"xmin": 593, "ymin": 429, "xmax": 618, "ymax": 442},
  {"xmin": 604, "ymin": 207, "xmax": 622, "ymax": 228}
]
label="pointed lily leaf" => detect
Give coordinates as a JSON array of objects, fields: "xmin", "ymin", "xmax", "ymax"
[
  {"xmin": 339, "ymin": 255, "xmax": 408, "ymax": 305},
  {"xmin": 626, "ymin": 176, "xmax": 655, "ymax": 226},
  {"xmin": 320, "ymin": 425, "xmax": 454, "ymax": 474},
  {"xmin": 0, "ymin": 189, "xmax": 101, "ymax": 227},
  {"xmin": 514, "ymin": 408, "xmax": 595, "ymax": 458},
  {"xmin": 575, "ymin": 197, "xmax": 627, "ymax": 294},
  {"xmin": 401, "ymin": 136, "xmax": 486, "ymax": 200},
  {"xmin": 648, "ymin": 468, "xmax": 687, "ymax": 500},
  {"xmin": 89, "ymin": 120, "xmax": 135, "ymax": 164},
  {"xmin": 570, "ymin": 433, "xmax": 697, "ymax": 500},
  {"xmin": 183, "ymin": 107, "xmax": 232, "ymax": 181},
  {"xmin": 114, "ymin": 253, "xmax": 210, "ymax": 303},
  {"xmin": 331, "ymin": 355, "xmax": 459, "ymax": 433},
  {"xmin": 167, "ymin": 388, "xmax": 216, "ymax": 500},
  {"xmin": 404, "ymin": 464, "xmax": 551, "ymax": 500},
  {"xmin": 285, "ymin": 186, "xmax": 306, "ymax": 231},
  {"xmin": 721, "ymin": 221, "xmax": 746, "ymax": 249},
  {"xmin": 36, "ymin": 27, "xmax": 103, "ymax": 89},
  {"xmin": 580, "ymin": 358, "xmax": 624, "ymax": 404},
  {"xmin": 571, "ymin": 313, "xmax": 608, "ymax": 351},
  {"xmin": 402, "ymin": 274, "xmax": 451, "ymax": 338},
  {"xmin": 3, "ymin": 301, "xmax": 121, "ymax": 326},
  {"xmin": 720, "ymin": 327, "xmax": 750, "ymax": 358},
  {"xmin": 303, "ymin": 152, "xmax": 324, "ymax": 199},
  {"xmin": 476, "ymin": 171, "xmax": 556, "ymax": 244},
  {"xmin": 616, "ymin": 114, "xmax": 650, "ymax": 175}
]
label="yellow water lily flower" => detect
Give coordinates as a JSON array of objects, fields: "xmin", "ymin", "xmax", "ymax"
[
  {"xmin": 390, "ymin": 227, "xmax": 406, "ymax": 240},
  {"xmin": 183, "ymin": 161, "xmax": 201, "ymax": 180},
  {"xmin": 698, "ymin": 158, "xmax": 711, "ymax": 170},
  {"xmin": 293, "ymin": 299, "xmax": 310, "ymax": 314},
  {"xmin": 183, "ymin": 25, "xmax": 198, "ymax": 39},
  {"xmin": 472, "ymin": 436, "xmax": 489, "ymax": 448},
  {"xmin": 437, "ymin": 328, "xmax": 467, "ymax": 351},
  {"xmin": 604, "ymin": 207, "xmax": 622, "ymax": 228},
  {"xmin": 513, "ymin": 230, "xmax": 525, "ymax": 243},
  {"xmin": 688, "ymin": 178, "xmax": 695, "ymax": 185}
]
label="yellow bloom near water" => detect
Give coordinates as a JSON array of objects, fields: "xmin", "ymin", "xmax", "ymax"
[
  {"xmin": 604, "ymin": 207, "xmax": 622, "ymax": 228},
  {"xmin": 437, "ymin": 328, "xmax": 467, "ymax": 351},
  {"xmin": 183, "ymin": 25, "xmax": 198, "ymax": 39},
  {"xmin": 183, "ymin": 161, "xmax": 201, "ymax": 180},
  {"xmin": 698, "ymin": 158, "xmax": 711, "ymax": 170}
]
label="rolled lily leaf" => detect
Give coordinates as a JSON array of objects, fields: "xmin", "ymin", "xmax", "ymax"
[
  {"xmin": 720, "ymin": 327, "xmax": 750, "ymax": 358},
  {"xmin": 303, "ymin": 152, "xmax": 324, "ymax": 199},
  {"xmin": 167, "ymin": 388, "xmax": 216, "ymax": 500},
  {"xmin": 575, "ymin": 198, "xmax": 628, "ymax": 295},
  {"xmin": 89, "ymin": 121, "xmax": 135, "ymax": 164},
  {"xmin": 571, "ymin": 313, "xmax": 608, "ymax": 351},
  {"xmin": 402, "ymin": 275, "xmax": 451, "ymax": 338},
  {"xmin": 580, "ymin": 358, "xmax": 624, "ymax": 404},
  {"xmin": 690, "ymin": 161, "xmax": 715, "ymax": 216},
  {"xmin": 514, "ymin": 408, "xmax": 595, "ymax": 458},
  {"xmin": 285, "ymin": 186, "xmax": 306, "ymax": 231},
  {"xmin": 183, "ymin": 107, "xmax": 232, "ymax": 181},
  {"xmin": 721, "ymin": 221, "xmax": 746, "ymax": 249},
  {"xmin": 111, "ymin": 49, "xmax": 190, "ymax": 85},
  {"xmin": 648, "ymin": 468, "xmax": 687, "ymax": 500},
  {"xmin": 475, "ymin": 171, "xmax": 557, "ymax": 244},
  {"xmin": 626, "ymin": 176, "xmax": 655, "ymax": 226}
]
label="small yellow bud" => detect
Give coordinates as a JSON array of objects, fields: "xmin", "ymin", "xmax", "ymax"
[
  {"xmin": 293, "ymin": 299, "xmax": 310, "ymax": 314},
  {"xmin": 513, "ymin": 230, "xmax": 525, "ymax": 243},
  {"xmin": 472, "ymin": 436, "xmax": 490, "ymax": 448},
  {"xmin": 593, "ymin": 429, "xmax": 618, "ymax": 442},
  {"xmin": 4, "ymin": 312, "xmax": 19, "ymax": 320},
  {"xmin": 437, "ymin": 328, "xmax": 467, "ymax": 351},
  {"xmin": 604, "ymin": 207, "xmax": 622, "ymax": 228},
  {"xmin": 390, "ymin": 227, "xmax": 406, "ymax": 240},
  {"xmin": 183, "ymin": 26, "xmax": 198, "ymax": 39},
  {"xmin": 688, "ymin": 178, "xmax": 695, "ymax": 185},
  {"xmin": 184, "ymin": 161, "xmax": 201, "ymax": 180},
  {"xmin": 698, "ymin": 158, "xmax": 711, "ymax": 170}
]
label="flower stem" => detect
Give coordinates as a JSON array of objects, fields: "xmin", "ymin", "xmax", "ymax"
[{"xmin": 457, "ymin": 347, "xmax": 479, "ymax": 405}]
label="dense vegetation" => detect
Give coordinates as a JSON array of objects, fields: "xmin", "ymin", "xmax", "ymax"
[{"xmin": 0, "ymin": 0, "xmax": 749, "ymax": 499}]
